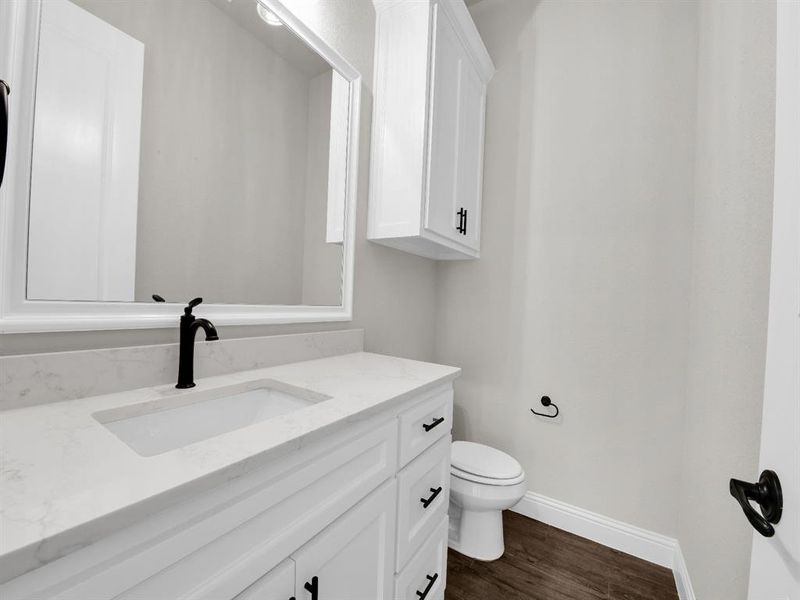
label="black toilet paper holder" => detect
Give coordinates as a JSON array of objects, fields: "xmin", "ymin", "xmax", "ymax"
[{"xmin": 531, "ymin": 396, "xmax": 559, "ymax": 419}]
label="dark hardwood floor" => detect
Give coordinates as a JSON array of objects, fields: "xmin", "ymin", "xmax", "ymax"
[{"xmin": 446, "ymin": 512, "xmax": 679, "ymax": 600}]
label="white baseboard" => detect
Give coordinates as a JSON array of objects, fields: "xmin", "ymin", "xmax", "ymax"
[
  {"xmin": 672, "ymin": 544, "xmax": 697, "ymax": 600},
  {"xmin": 511, "ymin": 491, "xmax": 696, "ymax": 600}
]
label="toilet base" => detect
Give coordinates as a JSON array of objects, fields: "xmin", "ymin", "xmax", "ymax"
[{"xmin": 448, "ymin": 501, "xmax": 506, "ymax": 561}]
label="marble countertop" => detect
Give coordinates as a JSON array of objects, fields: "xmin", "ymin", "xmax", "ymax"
[{"xmin": 0, "ymin": 352, "xmax": 460, "ymax": 582}]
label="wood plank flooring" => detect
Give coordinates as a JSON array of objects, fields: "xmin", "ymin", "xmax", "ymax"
[{"xmin": 445, "ymin": 511, "xmax": 679, "ymax": 600}]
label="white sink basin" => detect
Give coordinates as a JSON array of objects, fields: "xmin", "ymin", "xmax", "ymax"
[{"xmin": 93, "ymin": 379, "xmax": 330, "ymax": 457}]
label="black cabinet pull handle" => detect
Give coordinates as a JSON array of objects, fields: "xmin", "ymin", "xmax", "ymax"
[
  {"xmin": 304, "ymin": 576, "xmax": 318, "ymax": 600},
  {"xmin": 729, "ymin": 470, "xmax": 782, "ymax": 537},
  {"xmin": 423, "ymin": 416, "xmax": 444, "ymax": 432},
  {"xmin": 0, "ymin": 79, "xmax": 10, "ymax": 190},
  {"xmin": 420, "ymin": 486, "xmax": 442, "ymax": 508},
  {"xmin": 456, "ymin": 208, "xmax": 466, "ymax": 234},
  {"xmin": 416, "ymin": 573, "xmax": 438, "ymax": 599}
]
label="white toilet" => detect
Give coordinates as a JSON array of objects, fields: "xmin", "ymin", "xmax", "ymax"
[{"xmin": 448, "ymin": 441, "xmax": 526, "ymax": 561}]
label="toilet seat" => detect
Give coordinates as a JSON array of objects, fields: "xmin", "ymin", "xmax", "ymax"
[
  {"xmin": 451, "ymin": 465, "xmax": 526, "ymax": 486},
  {"xmin": 451, "ymin": 441, "xmax": 524, "ymax": 486}
]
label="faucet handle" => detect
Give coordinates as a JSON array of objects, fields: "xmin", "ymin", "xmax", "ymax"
[{"xmin": 184, "ymin": 297, "xmax": 203, "ymax": 315}]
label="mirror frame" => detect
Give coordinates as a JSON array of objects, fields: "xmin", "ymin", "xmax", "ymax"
[{"xmin": 0, "ymin": 0, "xmax": 360, "ymax": 333}]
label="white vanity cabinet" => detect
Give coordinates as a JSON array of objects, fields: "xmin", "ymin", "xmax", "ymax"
[
  {"xmin": 234, "ymin": 560, "xmax": 295, "ymax": 600},
  {"xmin": 0, "ymin": 384, "xmax": 455, "ymax": 600},
  {"xmin": 292, "ymin": 480, "xmax": 397, "ymax": 599},
  {"xmin": 238, "ymin": 481, "xmax": 397, "ymax": 600},
  {"xmin": 368, "ymin": 0, "xmax": 494, "ymax": 260}
]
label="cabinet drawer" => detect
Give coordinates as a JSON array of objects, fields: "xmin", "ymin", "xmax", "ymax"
[
  {"xmin": 395, "ymin": 435, "xmax": 450, "ymax": 571},
  {"xmin": 234, "ymin": 559, "xmax": 294, "ymax": 600},
  {"xmin": 398, "ymin": 387, "xmax": 453, "ymax": 467},
  {"xmin": 394, "ymin": 515, "xmax": 448, "ymax": 600}
]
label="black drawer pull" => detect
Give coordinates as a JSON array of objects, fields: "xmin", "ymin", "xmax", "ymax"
[
  {"xmin": 423, "ymin": 416, "xmax": 444, "ymax": 432},
  {"xmin": 304, "ymin": 576, "xmax": 318, "ymax": 600},
  {"xmin": 416, "ymin": 573, "xmax": 438, "ymax": 599},
  {"xmin": 420, "ymin": 486, "xmax": 442, "ymax": 508}
]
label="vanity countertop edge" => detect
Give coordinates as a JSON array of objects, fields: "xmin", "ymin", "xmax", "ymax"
[{"xmin": 0, "ymin": 351, "xmax": 460, "ymax": 582}]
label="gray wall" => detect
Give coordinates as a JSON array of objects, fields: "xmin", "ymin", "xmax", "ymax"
[
  {"xmin": 435, "ymin": 0, "xmax": 698, "ymax": 537},
  {"xmin": 302, "ymin": 71, "xmax": 343, "ymax": 306},
  {"xmin": 677, "ymin": 1, "xmax": 776, "ymax": 598},
  {"xmin": 73, "ymin": 0, "xmax": 316, "ymax": 305},
  {"xmin": 1, "ymin": 0, "xmax": 439, "ymax": 361},
  {"xmin": 435, "ymin": 2, "xmax": 775, "ymax": 598}
]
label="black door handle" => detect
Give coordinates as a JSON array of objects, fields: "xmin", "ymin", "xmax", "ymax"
[
  {"xmin": 1, "ymin": 79, "xmax": 10, "ymax": 190},
  {"xmin": 416, "ymin": 573, "xmax": 438, "ymax": 599},
  {"xmin": 729, "ymin": 469, "xmax": 782, "ymax": 537},
  {"xmin": 304, "ymin": 575, "xmax": 318, "ymax": 600},
  {"xmin": 420, "ymin": 486, "xmax": 443, "ymax": 508},
  {"xmin": 423, "ymin": 416, "xmax": 444, "ymax": 432}
]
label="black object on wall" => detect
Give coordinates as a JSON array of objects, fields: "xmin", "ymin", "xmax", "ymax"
[
  {"xmin": 531, "ymin": 395, "xmax": 559, "ymax": 419},
  {"xmin": 729, "ymin": 469, "xmax": 783, "ymax": 537},
  {"xmin": 0, "ymin": 80, "xmax": 10, "ymax": 190}
]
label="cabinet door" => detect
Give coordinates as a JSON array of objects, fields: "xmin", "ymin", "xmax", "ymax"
[
  {"xmin": 453, "ymin": 59, "xmax": 485, "ymax": 251},
  {"xmin": 292, "ymin": 481, "xmax": 396, "ymax": 600},
  {"xmin": 424, "ymin": 3, "xmax": 485, "ymax": 252},
  {"xmin": 234, "ymin": 559, "xmax": 296, "ymax": 600}
]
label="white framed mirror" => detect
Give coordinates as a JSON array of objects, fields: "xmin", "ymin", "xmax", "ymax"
[{"xmin": 0, "ymin": 0, "xmax": 360, "ymax": 333}]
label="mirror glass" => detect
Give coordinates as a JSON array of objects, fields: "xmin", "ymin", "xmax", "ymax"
[{"xmin": 26, "ymin": 0, "xmax": 349, "ymax": 307}]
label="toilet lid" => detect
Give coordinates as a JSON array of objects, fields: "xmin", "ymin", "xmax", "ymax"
[
  {"xmin": 451, "ymin": 441, "xmax": 523, "ymax": 480},
  {"xmin": 451, "ymin": 465, "xmax": 526, "ymax": 486}
]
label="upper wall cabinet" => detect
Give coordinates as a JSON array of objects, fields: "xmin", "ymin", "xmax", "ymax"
[{"xmin": 368, "ymin": 0, "xmax": 494, "ymax": 260}]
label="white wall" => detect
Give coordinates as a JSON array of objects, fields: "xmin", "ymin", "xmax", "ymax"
[
  {"xmin": 0, "ymin": 0, "xmax": 439, "ymax": 360},
  {"xmin": 435, "ymin": 0, "xmax": 698, "ymax": 536},
  {"xmin": 677, "ymin": 1, "xmax": 776, "ymax": 598},
  {"xmin": 72, "ymin": 0, "xmax": 319, "ymax": 306},
  {"xmin": 302, "ymin": 71, "xmax": 344, "ymax": 307},
  {"xmin": 436, "ymin": 2, "xmax": 776, "ymax": 597}
]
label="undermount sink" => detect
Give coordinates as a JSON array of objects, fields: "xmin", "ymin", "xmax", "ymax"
[{"xmin": 93, "ymin": 379, "xmax": 330, "ymax": 457}]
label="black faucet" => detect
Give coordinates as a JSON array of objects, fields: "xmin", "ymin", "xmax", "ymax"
[{"xmin": 176, "ymin": 297, "xmax": 219, "ymax": 389}]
